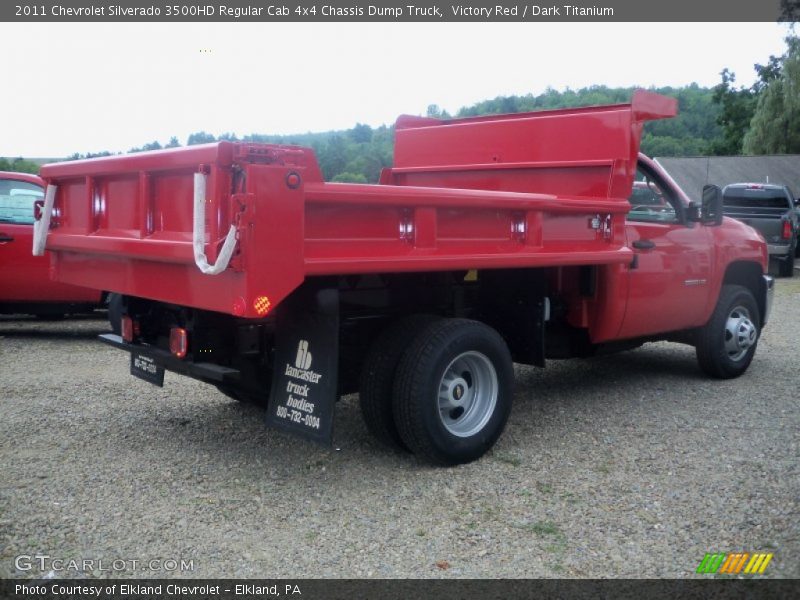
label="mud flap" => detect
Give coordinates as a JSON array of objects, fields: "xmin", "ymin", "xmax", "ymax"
[{"xmin": 266, "ymin": 288, "xmax": 339, "ymax": 446}]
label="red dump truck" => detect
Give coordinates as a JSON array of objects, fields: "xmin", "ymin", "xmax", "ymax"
[{"xmin": 36, "ymin": 91, "xmax": 773, "ymax": 465}]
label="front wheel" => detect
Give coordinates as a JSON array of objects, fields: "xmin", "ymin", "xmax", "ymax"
[
  {"xmin": 392, "ymin": 319, "xmax": 514, "ymax": 466},
  {"xmin": 696, "ymin": 285, "xmax": 760, "ymax": 379}
]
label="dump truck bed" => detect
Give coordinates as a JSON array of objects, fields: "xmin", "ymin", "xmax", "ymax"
[{"xmin": 39, "ymin": 91, "xmax": 676, "ymax": 319}]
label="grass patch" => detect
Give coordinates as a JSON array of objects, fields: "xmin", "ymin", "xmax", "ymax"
[
  {"xmin": 596, "ymin": 462, "xmax": 612, "ymax": 475},
  {"xmin": 495, "ymin": 453, "xmax": 522, "ymax": 467},
  {"xmin": 524, "ymin": 520, "xmax": 561, "ymax": 537}
]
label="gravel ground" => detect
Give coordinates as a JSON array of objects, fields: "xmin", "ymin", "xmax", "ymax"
[{"xmin": 1, "ymin": 280, "xmax": 798, "ymax": 580}]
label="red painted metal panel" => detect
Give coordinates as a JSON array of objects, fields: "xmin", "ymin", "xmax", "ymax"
[{"xmin": 392, "ymin": 90, "xmax": 676, "ymax": 202}]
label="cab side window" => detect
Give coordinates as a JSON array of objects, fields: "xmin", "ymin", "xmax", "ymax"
[
  {"xmin": 627, "ymin": 167, "xmax": 679, "ymax": 223},
  {"xmin": 0, "ymin": 179, "xmax": 43, "ymax": 225}
]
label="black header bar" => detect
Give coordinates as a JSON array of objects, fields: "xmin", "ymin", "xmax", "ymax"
[
  {"xmin": 3, "ymin": 0, "xmax": 797, "ymax": 22},
  {"xmin": 3, "ymin": 579, "xmax": 800, "ymax": 600}
]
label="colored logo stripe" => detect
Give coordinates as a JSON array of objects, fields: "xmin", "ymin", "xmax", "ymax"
[
  {"xmin": 696, "ymin": 553, "xmax": 726, "ymax": 574},
  {"xmin": 696, "ymin": 552, "xmax": 773, "ymax": 574},
  {"xmin": 744, "ymin": 553, "xmax": 773, "ymax": 574},
  {"xmin": 719, "ymin": 553, "xmax": 749, "ymax": 574}
]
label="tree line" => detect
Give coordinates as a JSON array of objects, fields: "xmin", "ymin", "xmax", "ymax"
[{"xmin": 7, "ymin": 33, "xmax": 798, "ymax": 182}]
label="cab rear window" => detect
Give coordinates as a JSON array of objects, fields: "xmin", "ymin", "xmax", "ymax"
[
  {"xmin": 723, "ymin": 190, "xmax": 790, "ymax": 210},
  {"xmin": 0, "ymin": 179, "xmax": 44, "ymax": 225}
]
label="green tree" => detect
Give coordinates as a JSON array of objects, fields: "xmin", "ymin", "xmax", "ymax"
[
  {"xmin": 165, "ymin": 136, "xmax": 181, "ymax": 148},
  {"xmin": 349, "ymin": 123, "xmax": 373, "ymax": 143},
  {"xmin": 186, "ymin": 131, "xmax": 216, "ymax": 145},
  {"xmin": 743, "ymin": 35, "xmax": 800, "ymax": 154},
  {"xmin": 426, "ymin": 104, "xmax": 451, "ymax": 119},
  {"xmin": 1, "ymin": 157, "xmax": 40, "ymax": 174},
  {"xmin": 708, "ymin": 69, "xmax": 758, "ymax": 155},
  {"xmin": 331, "ymin": 172, "xmax": 367, "ymax": 183},
  {"xmin": 66, "ymin": 150, "xmax": 114, "ymax": 161},
  {"xmin": 129, "ymin": 141, "xmax": 162, "ymax": 153},
  {"xmin": 317, "ymin": 134, "xmax": 348, "ymax": 180}
]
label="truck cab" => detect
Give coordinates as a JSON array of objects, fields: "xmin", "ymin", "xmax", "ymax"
[{"xmin": 620, "ymin": 157, "xmax": 768, "ymax": 340}]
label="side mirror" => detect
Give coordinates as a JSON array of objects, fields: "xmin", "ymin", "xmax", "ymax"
[{"xmin": 702, "ymin": 184, "xmax": 724, "ymax": 226}]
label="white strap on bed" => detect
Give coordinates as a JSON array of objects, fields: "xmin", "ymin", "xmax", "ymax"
[
  {"xmin": 32, "ymin": 184, "xmax": 57, "ymax": 256},
  {"xmin": 193, "ymin": 172, "xmax": 238, "ymax": 275}
]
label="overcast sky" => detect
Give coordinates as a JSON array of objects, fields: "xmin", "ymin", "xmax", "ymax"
[{"xmin": 0, "ymin": 22, "xmax": 791, "ymax": 157}]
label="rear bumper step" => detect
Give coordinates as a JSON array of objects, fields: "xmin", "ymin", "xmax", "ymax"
[
  {"xmin": 98, "ymin": 333, "xmax": 240, "ymax": 383},
  {"xmin": 766, "ymin": 243, "xmax": 791, "ymax": 256}
]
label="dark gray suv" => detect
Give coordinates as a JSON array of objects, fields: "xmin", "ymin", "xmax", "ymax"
[{"xmin": 722, "ymin": 183, "xmax": 798, "ymax": 277}]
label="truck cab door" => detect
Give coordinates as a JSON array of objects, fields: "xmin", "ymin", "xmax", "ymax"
[
  {"xmin": 0, "ymin": 179, "xmax": 45, "ymax": 301},
  {"xmin": 618, "ymin": 163, "xmax": 713, "ymax": 339},
  {"xmin": 0, "ymin": 176, "xmax": 100, "ymax": 306}
]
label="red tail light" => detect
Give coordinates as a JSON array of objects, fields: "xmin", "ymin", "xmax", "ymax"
[
  {"xmin": 782, "ymin": 220, "xmax": 792, "ymax": 240},
  {"xmin": 170, "ymin": 327, "xmax": 188, "ymax": 359},
  {"xmin": 121, "ymin": 316, "xmax": 133, "ymax": 342},
  {"xmin": 121, "ymin": 316, "xmax": 141, "ymax": 342}
]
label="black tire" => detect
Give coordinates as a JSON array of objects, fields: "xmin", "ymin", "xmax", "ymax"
[
  {"xmin": 359, "ymin": 314, "xmax": 441, "ymax": 450},
  {"xmin": 696, "ymin": 285, "xmax": 760, "ymax": 379},
  {"xmin": 778, "ymin": 252, "xmax": 795, "ymax": 277},
  {"xmin": 392, "ymin": 319, "xmax": 514, "ymax": 466},
  {"xmin": 107, "ymin": 293, "xmax": 123, "ymax": 335}
]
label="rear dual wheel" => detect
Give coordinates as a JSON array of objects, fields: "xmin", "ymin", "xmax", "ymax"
[
  {"xmin": 359, "ymin": 315, "xmax": 438, "ymax": 450},
  {"xmin": 107, "ymin": 293, "xmax": 123, "ymax": 335},
  {"xmin": 360, "ymin": 317, "xmax": 514, "ymax": 465}
]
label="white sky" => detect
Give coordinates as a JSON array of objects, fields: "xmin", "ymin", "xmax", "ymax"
[{"xmin": 0, "ymin": 22, "xmax": 792, "ymax": 157}]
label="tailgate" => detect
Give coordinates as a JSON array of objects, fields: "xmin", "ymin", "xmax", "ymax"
[
  {"xmin": 40, "ymin": 143, "xmax": 319, "ymax": 318},
  {"xmin": 727, "ymin": 217, "xmax": 785, "ymax": 243},
  {"xmin": 722, "ymin": 191, "xmax": 792, "ymax": 243}
]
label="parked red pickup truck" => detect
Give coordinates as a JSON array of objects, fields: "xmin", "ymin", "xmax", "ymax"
[
  {"xmin": 36, "ymin": 91, "xmax": 773, "ymax": 465},
  {"xmin": 0, "ymin": 171, "xmax": 102, "ymax": 317}
]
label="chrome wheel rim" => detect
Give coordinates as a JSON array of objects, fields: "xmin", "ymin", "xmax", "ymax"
[
  {"xmin": 437, "ymin": 351, "xmax": 498, "ymax": 437},
  {"xmin": 724, "ymin": 305, "xmax": 757, "ymax": 362}
]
